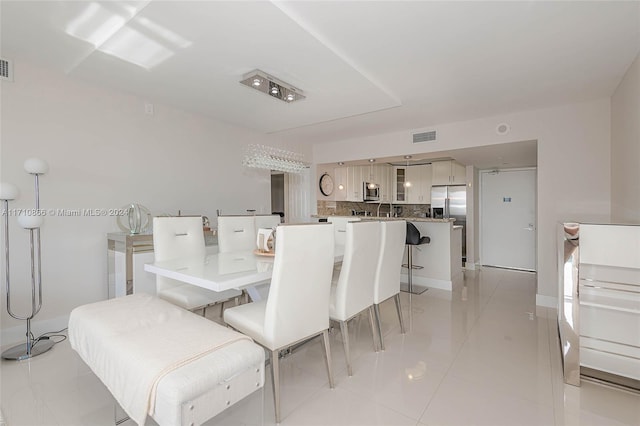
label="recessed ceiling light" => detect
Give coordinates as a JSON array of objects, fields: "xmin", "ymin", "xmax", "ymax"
[
  {"xmin": 369, "ymin": 159, "xmax": 376, "ymax": 163},
  {"xmin": 270, "ymin": 85, "xmax": 279, "ymax": 95},
  {"xmin": 286, "ymin": 93, "xmax": 294, "ymax": 102},
  {"xmin": 252, "ymin": 78, "xmax": 261, "ymax": 87},
  {"xmin": 338, "ymin": 162, "xmax": 344, "ymax": 166},
  {"xmin": 404, "ymin": 155, "xmax": 412, "ymax": 159}
]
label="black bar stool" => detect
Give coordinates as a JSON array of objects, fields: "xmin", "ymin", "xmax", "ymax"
[{"xmin": 402, "ymin": 222, "xmax": 430, "ymax": 294}]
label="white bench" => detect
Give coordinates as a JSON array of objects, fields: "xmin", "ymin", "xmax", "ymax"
[{"xmin": 68, "ymin": 294, "xmax": 264, "ymax": 426}]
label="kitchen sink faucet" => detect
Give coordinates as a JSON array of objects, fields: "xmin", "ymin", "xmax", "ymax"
[{"xmin": 377, "ymin": 202, "xmax": 393, "ymax": 217}]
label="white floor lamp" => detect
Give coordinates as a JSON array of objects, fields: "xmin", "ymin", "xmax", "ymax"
[{"xmin": 1, "ymin": 158, "xmax": 53, "ymax": 360}]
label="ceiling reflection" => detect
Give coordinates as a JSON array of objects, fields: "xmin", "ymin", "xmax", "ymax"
[{"xmin": 64, "ymin": 1, "xmax": 191, "ymax": 70}]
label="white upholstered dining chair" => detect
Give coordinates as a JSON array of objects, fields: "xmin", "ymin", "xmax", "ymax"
[
  {"xmin": 327, "ymin": 216, "xmax": 361, "ymax": 248},
  {"xmin": 330, "ymin": 220, "xmax": 381, "ymax": 376},
  {"xmin": 153, "ymin": 216, "xmax": 242, "ymax": 315},
  {"xmin": 218, "ymin": 215, "xmax": 271, "ymax": 301},
  {"xmin": 254, "ymin": 214, "xmax": 281, "ymax": 231},
  {"xmin": 223, "ymin": 223, "xmax": 335, "ymax": 424},
  {"xmin": 217, "ymin": 215, "xmax": 257, "ymax": 252},
  {"xmin": 373, "ymin": 220, "xmax": 407, "ymax": 350}
]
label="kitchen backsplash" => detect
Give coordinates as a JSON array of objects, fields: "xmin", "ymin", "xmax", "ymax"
[{"xmin": 317, "ymin": 201, "xmax": 431, "ymax": 218}]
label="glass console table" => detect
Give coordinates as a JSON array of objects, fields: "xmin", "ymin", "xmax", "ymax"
[{"xmin": 107, "ymin": 230, "xmax": 217, "ymax": 299}]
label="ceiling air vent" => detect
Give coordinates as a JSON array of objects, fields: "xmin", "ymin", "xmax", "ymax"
[
  {"xmin": 0, "ymin": 58, "xmax": 13, "ymax": 82},
  {"xmin": 412, "ymin": 130, "xmax": 436, "ymax": 143}
]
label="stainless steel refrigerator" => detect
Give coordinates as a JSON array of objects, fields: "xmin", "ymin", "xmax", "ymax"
[{"xmin": 431, "ymin": 185, "xmax": 467, "ymax": 261}]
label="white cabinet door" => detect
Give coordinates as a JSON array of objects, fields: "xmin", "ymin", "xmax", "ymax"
[
  {"xmin": 347, "ymin": 166, "xmax": 363, "ymax": 202},
  {"xmin": 451, "ymin": 162, "xmax": 466, "ymax": 185},
  {"xmin": 432, "ymin": 161, "xmax": 453, "ymax": 185},
  {"xmin": 393, "ymin": 166, "xmax": 407, "ymax": 203},
  {"xmin": 406, "ymin": 166, "xmax": 422, "ymax": 204},
  {"xmin": 405, "ymin": 165, "xmax": 432, "ymax": 204},
  {"xmin": 374, "ymin": 164, "xmax": 392, "ymax": 202},
  {"xmin": 422, "ymin": 164, "xmax": 432, "ymax": 203},
  {"xmin": 334, "ymin": 167, "xmax": 348, "ymax": 201},
  {"xmin": 432, "ymin": 161, "xmax": 466, "ymax": 185}
]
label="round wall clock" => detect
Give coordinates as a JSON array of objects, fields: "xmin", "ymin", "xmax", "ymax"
[{"xmin": 319, "ymin": 173, "xmax": 334, "ymax": 196}]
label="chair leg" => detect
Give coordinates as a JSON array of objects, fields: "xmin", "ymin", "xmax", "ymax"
[
  {"xmin": 373, "ymin": 303, "xmax": 385, "ymax": 351},
  {"xmin": 368, "ymin": 306, "xmax": 380, "ymax": 352},
  {"xmin": 339, "ymin": 320, "xmax": 353, "ymax": 376},
  {"xmin": 219, "ymin": 301, "xmax": 225, "ymax": 318},
  {"xmin": 321, "ymin": 330, "xmax": 335, "ymax": 389},
  {"xmin": 270, "ymin": 350, "xmax": 281, "ymax": 424},
  {"xmin": 394, "ymin": 294, "xmax": 406, "ymax": 334},
  {"xmin": 201, "ymin": 306, "xmax": 207, "ymax": 317},
  {"xmin": 407, "ymin": 245, "xmax": 414, "ymax": 294}
]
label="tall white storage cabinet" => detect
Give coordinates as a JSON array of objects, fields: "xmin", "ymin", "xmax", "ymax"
[{"xmin": 558, "ymin": 222, "xmax": 640, "ymax": 390}]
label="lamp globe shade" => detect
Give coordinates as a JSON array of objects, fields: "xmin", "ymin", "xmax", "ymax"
[
  {"xmin": 0, "ymin": 183, "xmax": 20, "ymax": 201},
  {"xmin": 24, "ymin": 158, "xmax": 49, "ymax": 175},
  {"xmin": 17, "ymin": 214, "xmax": 44, "ymax": 229}
]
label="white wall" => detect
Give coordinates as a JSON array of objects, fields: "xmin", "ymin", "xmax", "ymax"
[
  {"xmin": 0, "ymin": 60, "xmax": 275, "ymax": 342},
  {"xmin": 313, "ymin": 99, "xmax": 612, "ymax": 307},
  {"xmin": 611, "ymin": 53, "xmax": 640, "ymax": 224},
  {"xmin": 467, "ymin": 165, "xmax": 479, "ymax": 269}
]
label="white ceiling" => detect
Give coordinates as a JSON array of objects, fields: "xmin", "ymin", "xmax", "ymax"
[{"xmin": 2, "ymin": 1, "xmax": 638, "ymax": 161}]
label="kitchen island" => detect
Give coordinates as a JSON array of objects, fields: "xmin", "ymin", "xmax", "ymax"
[
  {"xmin": 313, "ymin": 215, "xmax": 463, "ymax": 292},
  {"xmin": 394, "ymin": 218, "xmax": 462, "ymax": 292}
]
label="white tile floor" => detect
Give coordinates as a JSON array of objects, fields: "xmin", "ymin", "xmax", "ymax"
[{"xmin": 2, "ymin": 267, "xmax": 639, "ymax": 425}]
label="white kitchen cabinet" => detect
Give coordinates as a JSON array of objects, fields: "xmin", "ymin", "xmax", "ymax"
[
  {"xmin": 374, "ymin": 164, "xmax": 393, "ymax": 202},
  {"xmin": 406, "ymin": 164, "xmax": 432, "ymax": 204},
  {"xmin": 432, "ymin": 160, "xmax": 466, "ymax": 185},
  {"xmin": 451, "ymin": 162, "xmax": 466, "ymax": 184},
  {"xmin": 333, "ymin": 167, "xmax": 348, "ymax": 201},
  {"xmin": 347, "ymin": 166, "xmax": 364, "ymax": 202},
  {"xmin": 393, "ymin": 166, "xmax": 407, "ymax": 204}
]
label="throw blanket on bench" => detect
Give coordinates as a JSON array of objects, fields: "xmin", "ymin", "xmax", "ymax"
[{"xmin": 69, "ymin": 294, "xmax": 251, "ymax": 426}]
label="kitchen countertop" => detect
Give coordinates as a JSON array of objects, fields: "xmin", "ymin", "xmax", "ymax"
[{"xmin": 312, "ymin": 215, "xmax": 455, "ymax": 223}]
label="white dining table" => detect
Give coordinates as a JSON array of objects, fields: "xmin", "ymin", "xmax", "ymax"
[{"xmin": 144, "ymin": 247, "xmax": 344, "ymax": 302}]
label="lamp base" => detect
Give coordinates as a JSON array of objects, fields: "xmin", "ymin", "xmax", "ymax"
[{"xmin": 1, "ymin": 339, "xmax": 55, "ymax": 361}]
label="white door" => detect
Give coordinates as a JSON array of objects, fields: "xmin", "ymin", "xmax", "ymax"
[
  {"xmin": 481, "ymin": 168, "xmax": 536, "ymax": 271},
  {"xmin": 287, "ymin": 169, "xmax": 311, "ymax": 224}
]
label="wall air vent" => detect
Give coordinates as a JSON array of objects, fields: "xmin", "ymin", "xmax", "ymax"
[
  {"xmin": 412, "ymin": 130, "xmax": 436, "ymax": 143},
  {"xmin": 0, "ymin": 58, "xmax": 13, "ymax": 82}
]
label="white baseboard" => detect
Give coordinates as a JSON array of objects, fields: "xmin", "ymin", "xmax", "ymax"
[
  {"xmin": 536, "ymin": 294, "xmax": 557, "ymax": 309},
  {"xmin": 1, "ymin": 314, "xmax": 70, "ymax": 348},
  {"xmin": 401, "ymin": 273, "xmax": 452, "ymax": 291}
]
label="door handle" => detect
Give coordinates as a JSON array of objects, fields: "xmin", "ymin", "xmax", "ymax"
[{"xmin": 523, "ymin": 224, "xmax": 535, "ymax": 231}]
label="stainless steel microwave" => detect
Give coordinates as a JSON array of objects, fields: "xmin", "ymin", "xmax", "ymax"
[{"xmin": 363, "ymin": 182, "xmax": 380, "ymax": 202}]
